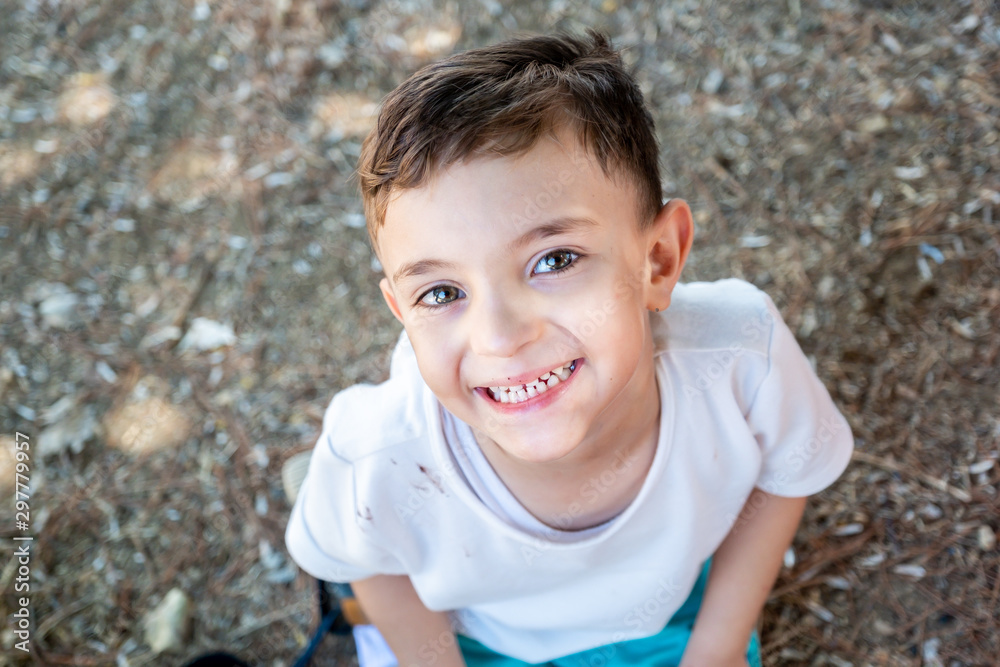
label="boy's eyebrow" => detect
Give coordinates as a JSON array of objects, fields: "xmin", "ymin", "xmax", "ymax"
[
  {"xmin": 504, "ymin": 216, "xmax": 597, "ymax": 255},
  {"xmin": 392, "ymin": 259, "xmax": 456, "ymax": 285},
  {"xmin": 391, "ymin": 217, "xmax": 596, "ymax": 285}
]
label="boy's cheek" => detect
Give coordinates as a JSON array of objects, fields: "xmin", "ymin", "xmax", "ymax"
[{"xmin": 613, "ymin": 267, "xmax": 647, "ymax": 299}]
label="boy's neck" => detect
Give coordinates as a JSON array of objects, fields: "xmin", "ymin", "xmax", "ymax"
[{"xmin": 472, "ymin": 362, "xmax": 662, "ymax": 532}]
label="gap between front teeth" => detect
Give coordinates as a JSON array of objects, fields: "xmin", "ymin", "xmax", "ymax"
[{"xmin": 488, "ymin": 361, "xmax": 577, "ymax": 404}]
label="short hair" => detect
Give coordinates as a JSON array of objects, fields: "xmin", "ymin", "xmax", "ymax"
[{"xmin": 358, "ymin": 31, "xmax": 663, "ymax": 246}]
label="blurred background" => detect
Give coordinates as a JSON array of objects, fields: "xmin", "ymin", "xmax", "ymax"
[{"xmin": 1, "ymin": 0, "xmax": 998, "ymax": 665}]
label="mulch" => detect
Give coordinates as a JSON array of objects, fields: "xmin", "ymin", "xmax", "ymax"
[{"xmin": 1, "ymin": 1, "xmax": 997, "ymax": 665}]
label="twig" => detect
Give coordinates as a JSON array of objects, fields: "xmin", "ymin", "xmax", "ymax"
[
  {"xmin": 851, "ymin": 450, "xmax": 972, "ymax": 502},
  {"xmin": 36, "ymin": 599, "xmax": 95, "ymax": 641},
  {"xmin": 165, "ymin": 249, "xmax": 221, "ymax": 350},
  {"xmin": 230, "ymin": 597, "xmax": 312, "ymax": 639}
]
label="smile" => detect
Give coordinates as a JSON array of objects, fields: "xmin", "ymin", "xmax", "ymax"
[{"xmin": 486, "ymin": 360, "xmax": 579, "ymax": 404}]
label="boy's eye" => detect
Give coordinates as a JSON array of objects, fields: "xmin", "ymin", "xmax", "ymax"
[
  {"xmin": 533, "ymin": 250, "xmax": 578, "ymax": 275},
  {"xmin": 418, "ymin": 285, "xmax": 464, "ymax": 306}
]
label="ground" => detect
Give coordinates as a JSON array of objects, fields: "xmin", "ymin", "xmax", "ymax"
[{"xmin": 0, "ymin": 0, "xmax": 998, "ymax": 665}]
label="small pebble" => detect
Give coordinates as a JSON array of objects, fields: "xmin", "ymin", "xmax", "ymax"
[
  {"xmin": 833, "ymin": 522, "xmax": 864, "ymax": 536},
  {"xmin": 11, "ymin": 107, "xmax": 38, "ymax": 123},
  {"xmin": 207, "ymin": 54, "xmax": 228, "ymax": 71},
  {"xmin": 139, "ymin": 326, "xmax": 182, "ymax": 350},
  {"xmin": 252, "ymin": 443, "xmax": 269, "ymax": 468},
  {"xmin": 880, "ymin": 32, "xmax": 903, "ymax": 55},
  {"xmin": 178, "ymin": 318, "xmax": 235, "ymax": 351},
  {"xmin": 805, "ymin": 600, "xmax": 835, "ymax": 623},
  {"xmin": 917, "ymin": 256, "xmax": 933, "ymax": 281},
  {"xmin": 919, "ymin": 243, "xmax": 945, "ymax": 264},
  {"xmin": 949, "ymin": 318, "xmax": 975, "ymax": 340},
  {"xmin": 701, "ymin": 69, "xmax": 724, "ymax": 94},
  {"xmin": 738, "ymin": 234, "xmax": 771, "ymax": 248},
  {"xmin": 895, "ymin": 165, "xmax": 927, "ymax": 180},
  {"xmin": 14, "ymin": 405, "xmax": 37, "ymax": 421},
  {"xmin": 873, "ymin": 619, "xmax": 895, "ymax": 636},
  {"xmin": 95, "ymin": 361, "xmax": 118, "ymax": 383},
  {"xmin": 857, "ymin": 114, "xmax": 888, "ymax": 134},
  {"xmin": 919, "ymin": 503, "xmax": 944, "ymax": 520},
  {"xmin": 923, "ymin": 637, "xmax": 943, "ymax": 667},
  {"xmin": 258, "ymin": 539, "xmax": 283, "ymax": 570},
  {"xmin": 266, "ymin": 564, "xmax": 298, "ymax": 584},
  {"xmin": 39, "ymin": 291, "xmax": 82, "ymax": 329},
  {"xmin": 143, "ymin": 589, "xmax": 191, "ymax": 654},
  {"xmin": 968, "ymin": 460, "xmax": 994, "ymax": 475},
  {"xmin": 244, "ymin": 162, "xmax": 271, "ymax": 180},
  {"xmin": 893, "ymin": 563, "xmax": 926, "ymax": 579},
  {"xmin": 952, "ymin": 14, "xmax": 980, "ymax": 34},
  {"xmin": 857, "ymin": 552, "xmax": 885, "ymax": 568},
  {"xmin": 191, "ymin": 1, "xmax": 210, "ymax": 21},
  {"xmin": 263, "ymin": 171, "xmax": 294, "ymax": 188},
  {"xmin": 978, "ymin": 525, "xmax": 996, "ymax": 551},
  {"xmin": 34, "ymin": 138, "xmax": 58, "ymax": 153}
]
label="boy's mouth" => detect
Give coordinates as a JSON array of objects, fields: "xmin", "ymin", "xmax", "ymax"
[{"xmin": 485, "ymin": 360, "xmax": 579, "ymax": 404}]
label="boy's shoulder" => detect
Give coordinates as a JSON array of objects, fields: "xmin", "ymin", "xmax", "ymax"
[
  {"xmin": 319, "ymin": 333, "xmax": 432, "ymax": 463},
  {"xmin": 653, "ymin": 278, "xmax": 778, "ymax": 357}
]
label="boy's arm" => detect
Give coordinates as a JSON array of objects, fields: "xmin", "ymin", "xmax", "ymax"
[
  {"xmin": 351, "ymin": 574, "xmax": 467, "ymax": 667},
  {"xmin": 679, "ymin": 489, "xmax": 808, "ymax": 667}
]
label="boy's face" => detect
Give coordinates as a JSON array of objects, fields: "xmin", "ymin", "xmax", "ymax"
[{"xmin": 377, "ymin": 130, "xmax": 692, "ymax": 465}]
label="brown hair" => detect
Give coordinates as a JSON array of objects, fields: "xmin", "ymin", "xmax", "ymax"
[{"xmin": 358, "ymin": 31, "xmax": 662, "ymax": 246}]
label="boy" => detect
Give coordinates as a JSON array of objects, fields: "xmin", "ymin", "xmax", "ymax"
[{"xmin": 286, "ymin": 32, "xmax": 853, "ymax": 666}]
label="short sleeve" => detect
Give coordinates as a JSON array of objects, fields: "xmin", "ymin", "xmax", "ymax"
[
  {"xmin": 746, "ymin": 296, "xmax": 854, "ymax": 497},
  {"xmin": 285, "ymin": 431, "xmax": 405, "ymax": 583}
]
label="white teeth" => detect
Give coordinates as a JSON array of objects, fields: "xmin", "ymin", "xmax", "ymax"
[{"xmin": 486, "ymin": 360, "xmax": 577, "ymax": 403}]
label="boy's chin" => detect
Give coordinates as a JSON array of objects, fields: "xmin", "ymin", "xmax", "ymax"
[{"xmin": 474, "ymin": 424, "xmax": 586, "ymax": 466}]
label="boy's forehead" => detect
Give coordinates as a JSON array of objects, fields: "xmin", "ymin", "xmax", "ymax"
[
  {"xmin": 381, "ymin": 129, "xmax": 632, "ymax": 228},
  {"xmin": 427, "ymin": 129, "xmax": 595, "ymax": 191}
]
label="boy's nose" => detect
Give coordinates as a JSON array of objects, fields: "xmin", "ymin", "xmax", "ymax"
[{"xmin": 468, "ymin": 292, "xmax": 543, "ymax": 359}]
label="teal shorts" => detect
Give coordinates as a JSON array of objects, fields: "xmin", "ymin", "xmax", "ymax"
[{"xmin": 456, "ymin": 560, "xmax": 763, "ymax": 667}]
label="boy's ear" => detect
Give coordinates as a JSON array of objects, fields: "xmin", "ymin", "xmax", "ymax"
[
  {"xmin": 379, "ymin": 277, "xmax": 405, "ymax": 323},
  {"xmin": 646, "ymin": 199, "xmax": 694, "ymax": 312}
]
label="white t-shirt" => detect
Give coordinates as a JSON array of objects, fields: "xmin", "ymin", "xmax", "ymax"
[
  {"xmin": 285, "ymin": 279, "xmax": 854, "ymax": 663},
  {"xmin": 443, "ymin": 409, "xmax": 612, "ymax": 541}
]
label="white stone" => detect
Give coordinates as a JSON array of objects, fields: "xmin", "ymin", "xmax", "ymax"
[
  {"xmin": 978, "ymin": 525, "xmax": 996, "ymax": 551},
  {"xmin": 143, "ymin": 589, "xmax": 191, "ymax": 654},
  {"xmin": 178, "ymin": 318, "xmax": 236, "ymax": 351},
  {"xmin": 39, "ymin": 291, "xmax": 82, "ymax": 329}
]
